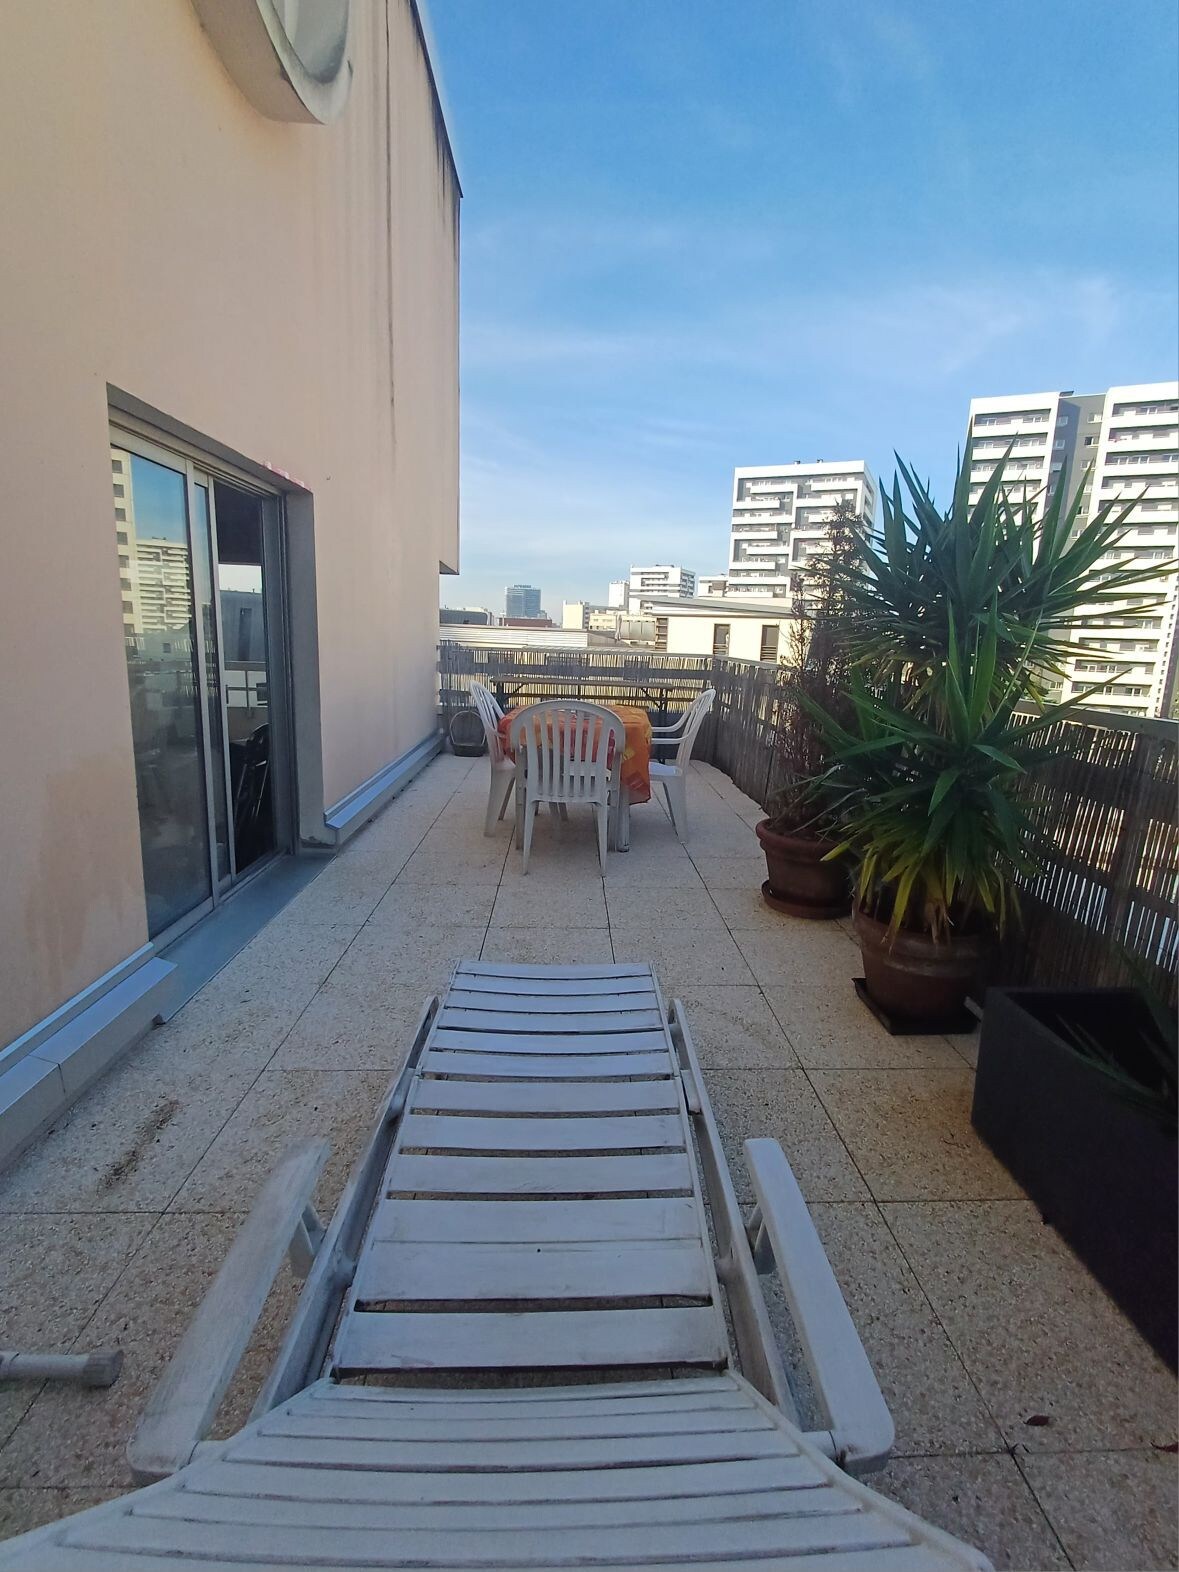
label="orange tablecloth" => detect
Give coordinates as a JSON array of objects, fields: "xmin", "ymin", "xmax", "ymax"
[{"xmin": 498, "ymin": 704, "xmax": 653, "ymax": 804}]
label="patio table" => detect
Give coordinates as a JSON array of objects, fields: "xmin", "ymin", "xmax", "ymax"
[{"xmin": 498, "ymin": 702, "xmax": 654, "ymax": 851}]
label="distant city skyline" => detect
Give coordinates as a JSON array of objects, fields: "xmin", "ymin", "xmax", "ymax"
[{"xmin": 429, "ymin": 0, "xmax": 1178, "ymax": 612}]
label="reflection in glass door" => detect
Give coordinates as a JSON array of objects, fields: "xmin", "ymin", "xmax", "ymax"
[
  {"xmin": 113, "ymin": 447, "xmax": 213, "ymax": 935},
  {"xmin": 113, "ymin": 438, "xmax": 285, "ymax": 939},
  {"xmin": 213, "ymin": 480, "xmax": 277, "ymax": 874}
]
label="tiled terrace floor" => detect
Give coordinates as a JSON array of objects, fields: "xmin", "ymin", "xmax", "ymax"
[{"xmin": 1, "ymin": 752, "xmax": 1175, "ymax": 1569}]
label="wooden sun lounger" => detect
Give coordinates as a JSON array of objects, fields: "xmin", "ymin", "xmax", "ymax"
[{"xmin": 0, "ymin": 962, "xmax": 992, "ymax": 1570}]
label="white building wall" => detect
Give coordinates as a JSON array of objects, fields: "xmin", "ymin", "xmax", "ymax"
[
  {"xmin": 1065, "ymin": 383, "xmax": 1179, "ymax": 717},
  {"xmin": 562, "ymin": 601, "xmax": 593, "ymax": 630},
  {"xmin": 966, "ymin": 392, "xmax": 1067, "ymax": 518},
  {"xmin": 628, "ymin": 564, "xmax": 696, "ymax": 612},
  {"xmin": 966, "ymin": 383, "xmax": 1179, "ymax": 717},
  {"xmin": 654, "ymin": 602, "xmax": 794, "ymax": 662},
  {"xmin": 727, "ymin": 461, "xmax": 874, "ymax": 602}
]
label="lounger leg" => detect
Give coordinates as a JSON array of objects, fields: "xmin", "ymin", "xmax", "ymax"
[
  {"xmin": 594, "ymin": 801, "xmax": 608, "ymax": 873},
  {"xmin": 496, "ymin": 774, "xmax": 515, "ymax": 822}
]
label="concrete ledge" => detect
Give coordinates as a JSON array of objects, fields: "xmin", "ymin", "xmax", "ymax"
[
  {"xmin": 323, "ymin": 730, "xmax": 443, "ymax": 845},
  {"xmin": 0, "ymin": 956, "xmax": 176, "ymax": 1172}
]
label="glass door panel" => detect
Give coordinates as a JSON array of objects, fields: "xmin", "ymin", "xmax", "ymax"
[
  {"xmin": 112, "ymin": 446, "xmax": 212, "ymax": 936},
  {"xmin": 192, "ymin": 480, "xmax": 233, "ymax": 887},
  {"xmin": 213, "ymin": 480, "xmax": 276, "ymax": 873}
]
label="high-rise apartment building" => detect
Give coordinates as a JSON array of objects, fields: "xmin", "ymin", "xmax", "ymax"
[
  {"xmin": 627, "ymin": 565, "xmax": 696, "ymax": 612},
  {"xmin": 966, "ymin": 383, "xmax": 1178, "ymax": 717},
  {"xmin": 727, "ymin": 461, "xmax": 875, "ymax": 602},
  {"xmin": 505, "ymin": 584, "xmax": 542, "ymax": 619},
  {"xmin": 607, "ymin": 579, "xmax": 629, "ymax": 608}
]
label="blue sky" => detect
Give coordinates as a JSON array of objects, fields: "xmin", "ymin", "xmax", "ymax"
[{"xmin": 428, "ymin": 0, "xmax": 1179, "ymax": 616}]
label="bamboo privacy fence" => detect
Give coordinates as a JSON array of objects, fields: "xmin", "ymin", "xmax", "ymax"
[{"xmin": 438, "ymin": 643, "xmax": 1178, "ymax": 1006}]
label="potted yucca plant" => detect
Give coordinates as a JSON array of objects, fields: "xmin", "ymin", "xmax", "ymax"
[
  {"xmin": 755, "ymin": 503, "xmax": 855, "ymax": 918},
  {"xmin": 812, "ymin": 449, "xmax": 1165, "ymax": 1026}
]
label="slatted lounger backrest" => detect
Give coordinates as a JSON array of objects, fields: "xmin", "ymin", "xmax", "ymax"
[{"xmin": 330, "ymin": 960, "xmax": 730, "ymax": 1377}]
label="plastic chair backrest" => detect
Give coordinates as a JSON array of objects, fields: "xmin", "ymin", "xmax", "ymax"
[
  {"xmin": 509, "ymin": 701, "xmax": 624, "ymax": 805},
  {"xmin": 673, "ymin": 689, "xmax": 715, "ymax": 767},
  {"xmin": 470, "ymin": 682, "xmax": 506, "ymax": 763}
]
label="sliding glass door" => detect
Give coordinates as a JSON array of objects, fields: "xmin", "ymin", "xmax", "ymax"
[{"xmin": 112, "ymin": 432, "xmax": 287, "ymax": 940}]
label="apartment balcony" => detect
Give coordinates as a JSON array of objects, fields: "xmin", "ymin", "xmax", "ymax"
[
  {"xmin": 3, "ymin": 646, "xmax": 1177, "ymax": 1570},
  {"xmin": 1107, "ymin": 429, "xmax": 1177, "ymax": 449},
  {"xmin": 2, "ymin": 740, "xmax": 1173, "ymax": 1569}
]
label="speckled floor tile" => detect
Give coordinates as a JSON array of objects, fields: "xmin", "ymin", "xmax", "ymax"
[
  {"xmin": 367, "ymin": 881, "xmax": 499, "ymax": 929},
  {"xmin": 809, "ymin": 1068, "xmax": 1022, "ymax": 1201},
  {"xmin": 608, "ymin": 925, "xmax": 755, "ymax": 988},
  {"xmin": 670, "ymin": 986, "xmax": 798, "ymax": 1069},
  {"xmin": 707, "ymin": 885, "xmax": 847, "ymax": 934},
  {"xmin": 274, "ymin": 849, "xmax": 404, "ymax": 923},
  {"xmin": 0, "ymin": 1059, "xmax": 257, "ymax": 1216},
  {"xmin": 604, "ymin": 884, "xmax": 726, "ymax": 931},
  {"xmin": 396, "ymin": 839, "xmax": 511, "ymax": 882},
  {"xmin": 268, "ymin": 984, "xmax": 436, "ymax": 1071},
  {"xmin": 0, "ymin": 1490, "xmax": 121, "ymax": 1542},
  {"xmin": 168, "ymin": 1069, "xmax": 391, "ymax": 1217},
  {"xmin": 1019, "ymin": 1448, "xmax": 1179, "ymax": 1570},
  {"xmin": 0, "ymin": 1214, "xmax": 248, "ymax": 1489},
  {"xmin": 876, "ymin": 1454, "xmax": 1068, "ymax": 1570},
  {"xmin": 733, "ymin": 925, "xmax": 861, "ymax": 991},
  {"xmin": 491, "ymin": 880, "xmax": 609, "ymax": 928},
  {"xmin": 947, "ymin": 1031, "xmax": 981, "ymax": 1069},
  {"xmin": 701, "ymin": 1067, "xmax": 870, "ymax": 1203},
  {"xmin": 806, "ymin": 1203, "xmax": 1005, "ymax": 1456},
  {"xmin": 885, "ymin": 1199, "xmax": 1179, "ymax": 1452},
  {"xmin": 762, "ymin": 986, "xmax": 966, "ymax": 1070},
  {"xmin": 0, "ymin": 1214, "xmax": 155, "ymax": 1451},
  {"xmin": 326, "ymin": 922, "xmax": 489, "ymax": 993},
  {"xmin": 479, "ymin": 927, "xmax": 616, "ymax": 966},
  {"xmin": 686, "ymin": 854, "xmax": 769, "ymax": 889}
]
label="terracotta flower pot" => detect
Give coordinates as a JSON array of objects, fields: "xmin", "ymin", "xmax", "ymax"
[
  {"xmin": 754, "ymin": 820, "xmax": 850, "ymax": 920},
  {"xmin": 852, "ymin": 905, "xmax": 988, "ymax": 1024}
]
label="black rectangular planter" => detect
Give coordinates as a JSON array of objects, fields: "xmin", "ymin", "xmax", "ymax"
[{"xmin": 972, "ymin": 988, "xmax": 1177, "ymax": 1369}]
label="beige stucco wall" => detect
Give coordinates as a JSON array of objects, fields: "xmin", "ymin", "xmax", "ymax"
[
  {"xmin": 0, "ymin": 0, "xmax": 459, "ymax": 1047},
  {"xmin": 663, "ymin": 613, "xmax": 789, "ymax": 662}
]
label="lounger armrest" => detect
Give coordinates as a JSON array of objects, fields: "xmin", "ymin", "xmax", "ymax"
[
  {"xmin": 743, "ymin": 1137, "xmax": 895, "ymax": 1473},
  {"xmin": 127, "ymin": 1138, "xmax": 331, "ymax": 1484}
]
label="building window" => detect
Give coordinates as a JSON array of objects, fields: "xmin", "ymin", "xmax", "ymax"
[
  {"xmin": 654, "ymin": 617, "xmax": 668, "ymax": 652},
  {"xmin": 712, "ymin": 623, "xmax": 730, "ymax": 657},
  {"xmin": 759, "ymin": 624, "xmax": 779, "ymax": 662}
]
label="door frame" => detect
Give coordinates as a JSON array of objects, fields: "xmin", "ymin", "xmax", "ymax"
[{"xmin": 111, "ymin": 421, "xmax": 295, "ymax": 946}]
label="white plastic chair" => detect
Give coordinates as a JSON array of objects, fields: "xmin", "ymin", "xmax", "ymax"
[
  {"xmin": 649, "ymin": 688, "xmax": 715, "ymax": 842},
  {"xmin": 509, "ymin": 701, "xmax": 624, "ymax": 873},
  {"xmin": 469, "ymin": 681, "xmax": 516, "ymax": 836}
]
